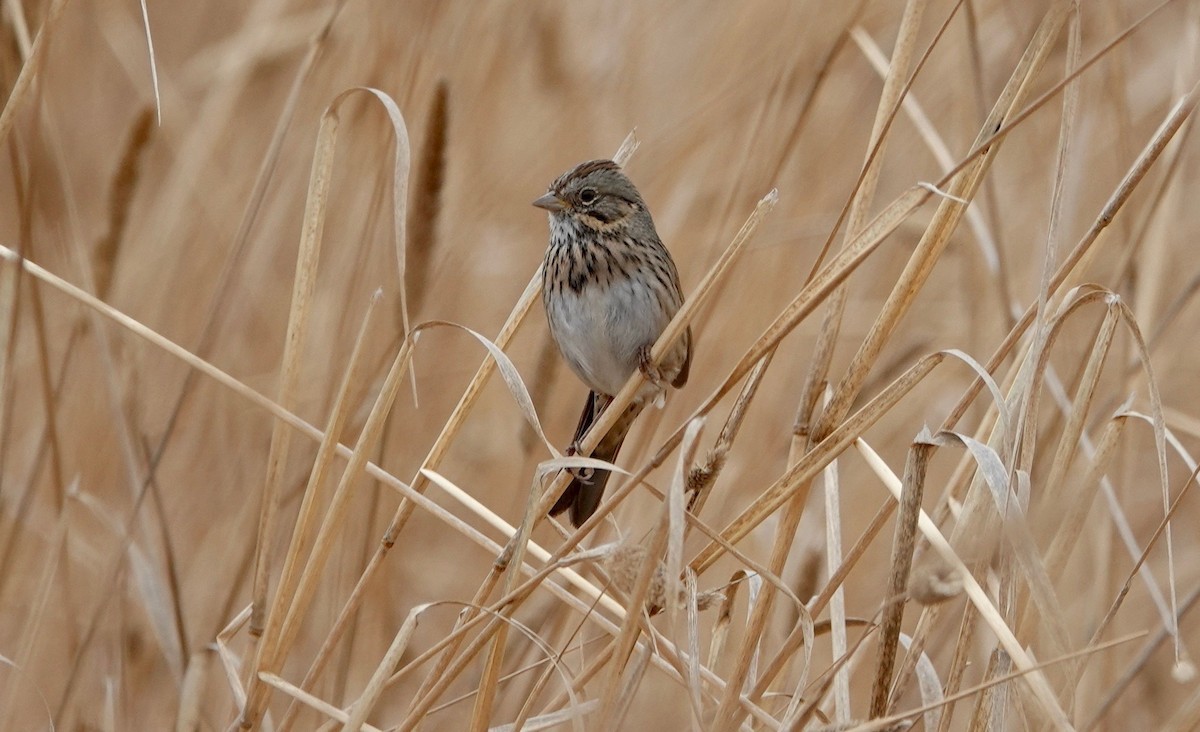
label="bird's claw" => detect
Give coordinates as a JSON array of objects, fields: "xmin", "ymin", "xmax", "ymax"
[{"xmin": 637, "ymin": 345, "xmax": 664, "ymax": 387}]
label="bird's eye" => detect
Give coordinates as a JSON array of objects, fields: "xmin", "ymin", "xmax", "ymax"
[{"xmin": 579, "ymin": 188, "xmax": 598, "ymax": 205}]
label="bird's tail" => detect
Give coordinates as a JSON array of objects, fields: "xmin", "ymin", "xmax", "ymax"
[{"xmin": 550, "ymin": 391, "xmax": 641, "ymax": 527}]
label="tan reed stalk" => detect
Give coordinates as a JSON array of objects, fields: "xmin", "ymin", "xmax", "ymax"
[
  {"xmin": 241, "ymin": 85, "xmax": 412, "ymax": 729},
  {"xmin": 934, "ymin": 603, "xmax": 981, "ymax": 732},
  {"xmin": 0, "ymin": 242, "xmax": 369, "ymax": 453},
  {"xmin": 1083, "ymin": 461, "xmax": 1198, "ymax": 663},
  {"xmin": 140, "ymin": 0, "xmax": 347, "ymax": 499},
  {"xmin": 855, "ymin": 438, "xmax": 1072, "ymax": 728},
  {"xmin": 386, "ymin": 537, "xmax": 778, "ymax": 730},
  {"xmin": 258, "ymin": 672, "xmax": 383, "ymax": 732},
  {"xmin": 1040, "ymin": 417, "xmax": 1128, "ymax": 589},
  {"xmin": 339, "ymin": 603, "xmax": 426, "ymax": 731},
  {"xmin": 843, "ymin": 633, "xmax": 1144, "ymax": 732},
  {"xmin": 879, "ymin": 75, "xmax": 1196, "ymax": 714},
  {"xmin": 851, "ymin": 22, "xmax": 1003, "ymax": 289},
  {"xmin": 684, "ymin": 353, "xmax": 772, "ymax": 520},
  {"xmin": 888, "ymin": 74, "xmax": 1200, "ymax": 718},
  {"xmin": 812, "ymin": 1, "xmax": 1073, "ymax": 444},
  {"xmin": 1039, "ymin": 309, "xmax": 1119, "ymax": 519},
  {"xmin": 867, "ymin": 436, "xmax": 933, "ymax": 719},
  {"xmin": 245, "ymin": 291, "xmax": 381, "ymax": 718},
  {"xmin": 961, "ymin": 18, "xmax": 1085, "ymax": 716},
  {"xmin": 1084, "ymin": 582, "xmax": 1200, "ymax": 730},
  {"xmin": 722, "ymin": 4, "xmax": 932, "ymax": 728},
  {"xmin": 468, "ymin": 471, "xmax": 551, "ymax": 730},
  {"xmin": 595, "ymin": 419, "xmax": 702, "ymax": 729},
  {"xmin": 247, "ymin": 93, "xmax": 342, "ymax": 641},
  {"xmin": 242, "ymin": 332, "xmax": 418, "ymax": 727},
  {"xmin": 9, "ymin": 2, "xmax": 1200, "ymax": 727},
  {"xmin": 793, "ymin": 0, "xmax": 931, "ymax": 448},
  {"xmin": 940, "ymin": 76, "xmax": 1200, "ymax": 433},
  {"xmin": 364, "ymin": 465, "xmax": 781, "ymax": 727},
  {"xmin": 276, "ymin": 270, "xmax": 543, "ymax": 726},
  {"xmin": 690, "ymin": 353, "xmax": 943, "ymax": 573},
  {"xmin": 747, "ymin": 498, "xmax": 896, "ymax": 706},
  {"xmin": 0, "ymin": 0, "xmax": 70, "ymax": 145}
]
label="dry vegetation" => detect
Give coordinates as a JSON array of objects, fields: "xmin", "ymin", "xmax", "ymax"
[{"xmin": 1, "ymin": 0, "xmax": 1199, "ymax": 729}]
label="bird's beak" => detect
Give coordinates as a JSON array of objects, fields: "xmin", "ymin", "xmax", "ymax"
[{"xmin": 532, "ymin": 192, "xmax": 566, "ymax": 212}]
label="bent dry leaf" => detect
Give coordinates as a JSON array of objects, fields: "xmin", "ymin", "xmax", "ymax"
[{"xmin": 412, "ymin": 320, "xmax": 558, "ymax": 458}]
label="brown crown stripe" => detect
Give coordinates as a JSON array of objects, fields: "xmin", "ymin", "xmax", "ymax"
[{"xmin": 552, "ymin": 159, "xmax": 620, "ymax": 191}]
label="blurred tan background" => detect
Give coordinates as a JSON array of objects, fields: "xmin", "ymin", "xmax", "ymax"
[{"xmin": 1, "ymin": 0, "xmax": 1197, "ymax": 728}]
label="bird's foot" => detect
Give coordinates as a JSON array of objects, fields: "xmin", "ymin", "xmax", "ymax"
[{"xmin": 637, "ymin": 344, "xmax": 664, "ymax": 387}]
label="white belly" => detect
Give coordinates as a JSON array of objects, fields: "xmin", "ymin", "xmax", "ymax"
[{"xmin": 548, "ymin": 278, "xmax": 668, "ymax": 397}]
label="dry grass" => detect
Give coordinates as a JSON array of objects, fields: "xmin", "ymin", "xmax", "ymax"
[{"xmin": 1, "ymin": 0, "xmax": 1199, "ymax": 729}]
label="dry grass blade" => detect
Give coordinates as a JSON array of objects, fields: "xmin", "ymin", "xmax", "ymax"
[
  {"xmin": 680, "ymin": 569, "xmax": 704, "ymax": 730},
  {"xmin": 686, "ymin": 353, "xmax": 771, "ymax": 518},
  {"xmin": 258, "ymin": 672, "xmax": 383, "ymax": 732},
  {"xmin": 0, "ymin": 0, "xmax": 71, "ymax": 145},
  {"xmin": 248, "ymin": 290, "xmax": 383, "ymax": 720},
  {"xmin": 215, "ymin": 605, "xmax": 251, "ymax": 709},
  {"xmin": 1041, "ymin": 304, "xmax": 1119, "ymax": 504},
  {"xmin": 851, "ymin": 23, "xmax": 1003, "ymax": 290},
  {"xmin": 491, "ymin": 702, "xmax": 600, "ymax": 732},
  {"xmin": 814, "ymin": 1, "xmax": 1072, "ymax": 443},
  {"xmin": 606, "ymin": 642, "xmax": 653, "ymax": 732},
  {"xmin": 136, "ymin": 0, "xmax": 161, "ymax": 122},
  {"xmin": 7, "ymin": 2, "xmax": 1200, "ymax": 728},
  {"xmin": 899, "ymin": 632, "xmax": 944, "ymax": 731},
  {"xmin": 0, "ymin": 253, "xmax": 20, "ymax": 478},
  {"xmin": 275, "ymin": 273, "xmax": 544, "ymax": 729},
  {"xmin": 796, "ymin": 0, "xmax": 936, "ymax": 439},
  {"xmin": 776, "ymin": 602, "xmax": 816, "ymax": 724},
  {"xmin": 666, "ymin": 421, "xmax": 705, "ymax": 623},
  {"xmin": 943, "ymin": 77, "xmax": 1200, "ymax": 432},
  {"xmin": 794, "ymin": 0, "xmax": 931, "ymax": 453},
  {"xmin": 612, "ymin": 130, "xmax": 640, "ymax": 167},
  {"xmin": 937, "ymin": 431, "xmax": 1070, "ymax": 659},
  {"xmin": 1083, "ymin": 582, "xmax": 1200, "ymax": 730},
  {"xmin": 855, "ymin": 438, "xmax": 1072, "ymax": 728},
  {"xmin": 1025, "ymin": 289, "xmax": 1176, "ymax": 628},
  {"xmin": 340, "ymin": 603, "xmax": 430, "ymax": 731},
  {"xmin": 748, "ymin": 499, "xmax": 897, "ymax": 706},
  {"xmin": 246, "ymin": 334, "xmax": 417, "ymax": 727},
  {"xmin": 707, "ymin": 570, "xmax": 745, "ymax": 672},
  {"xmin": 845, "ymin": 633, "xmax": 1145, "ymax": 732},
  {"xmin": 248, "ymin": 91, "xmax": 352, "ymax": 639},
  {"xmin": 1084, "ymin": 455, "xmax": 1198, "ymax": 670},
  {"xmin": 417, "ymin": 320, "xmax": 559, "ymax": 457},
  {"xmin": 0, "ymin": 653, "xmax": 53, "ymax": 731},
  {"xmin": 241, "ymin": 85, "xmax": 411, "ymax": 729},
  {"xmin": 597, "ymin": 419, "xmax": 703, "ymax": 729},
  {"xmin": 1041, "ymin": 415, "xmax": 1127, "ymax": 590},
  {"xmin": 469, "ymin": 418, "xmax": 563, "ymax": 731},
  {"xmin": 691, "ymin": 354, "xmax": 943, "ymax": 574},
  {"xmin": 700, "ymin": 185, "xmax": 930, "ymax": 439}
]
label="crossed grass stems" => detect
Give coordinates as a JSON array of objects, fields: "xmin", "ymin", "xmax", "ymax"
[
  {"xmin": 2, "ymin": 0, "xmax": 1197, "ymax": 729},
  {"xmin": 219, "ymin": 3, "xmax": 1194, "ymax": 727}
]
